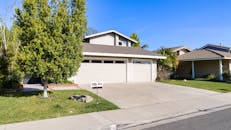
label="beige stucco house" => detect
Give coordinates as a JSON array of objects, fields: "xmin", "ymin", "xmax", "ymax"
[
  {"xmin": 69, "ymin": 30, "xmax": 166, "ymax": 84},
  {"xmin": 170, "ymin": 46, "xmax": 191, "ymax": 56},
  {"xmin": 177, "ymin": 44, "xmax": 231, "ymax": 80}
]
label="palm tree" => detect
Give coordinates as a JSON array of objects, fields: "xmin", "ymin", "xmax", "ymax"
[
  {"xmin": 141, "ymin": 44, "xmax": 149, "ymax": 49},
  {"xmin": 157, "ymin": 47, "xmax": 177, "ymax": 71}
]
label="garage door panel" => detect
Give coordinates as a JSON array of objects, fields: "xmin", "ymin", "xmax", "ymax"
[
  {"xmin": 74, "ymin": 63, "xmax": 126, "ymax": 84},
  {"xmin": 132, "ymin": 64, "xmax": 151, "ymax": 82}
]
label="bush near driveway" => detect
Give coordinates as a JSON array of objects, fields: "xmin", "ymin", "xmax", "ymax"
[{"xmin": 0, "ymin": 90, "xmax": 119, "ymax": 124}]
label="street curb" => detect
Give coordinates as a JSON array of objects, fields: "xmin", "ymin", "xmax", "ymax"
[{"xmin": 118, "ymin": 103, "xmax": 231, "ymax": 130}]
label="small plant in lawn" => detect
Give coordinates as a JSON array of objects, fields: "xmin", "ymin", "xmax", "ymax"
[{"xmin": 206, "ymin": 74, "xmax": 216, "ymax": 81}]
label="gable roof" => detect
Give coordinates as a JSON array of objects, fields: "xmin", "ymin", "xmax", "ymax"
[
  {"xmin": 170, "ymin": 46, "xmax": 191, "ymax": 52},
  {"xmin": 83, "ymin": 43, "xmax": 165, "ymax": 59},
  {"xmin": 84, "ymin": 30, "xmax": 138, "ymax": 43},
  {"xmin": 201, "ymin": 44, "xmax": 231, "ymax": 52},
  {"xmin": 178, "ymin": 49, "xmax": 231, "ymax": 61}
]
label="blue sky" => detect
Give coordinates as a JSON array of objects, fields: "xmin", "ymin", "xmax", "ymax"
[{"xmin": 1, "ymin": 0, "xmax": 231, "ymax": 50}]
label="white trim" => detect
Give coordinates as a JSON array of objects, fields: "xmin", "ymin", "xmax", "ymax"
[
  {"xmin": 191, "ymin": 61, "xmax": 195, "ymax": 79},
  {"xmin": 84, "ymin": 30, "xmax": 138, "ymax": 43},
  {"xmin": 83, "ymin": 52, "xmax": 166, "ymax": 59},
  {"xmin": 219, "ymin": 59, "xmax": 223, "ymax": 81},
  {"xmin": 179, "ymin": 57, "xmax": 231, "ymax": 61}
]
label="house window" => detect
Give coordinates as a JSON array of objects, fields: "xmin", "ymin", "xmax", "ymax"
[
  {"xmin": 104, "ymin": 60, "xmax": 114, "ymax": 63},
  {"xmin": 115, "ymin": 60, "xmax": 125, "ymax": 64},
  {"xmin": 82, "ymin": 60, "xmax": 90, "ymax": 63},
  {"xmin": 119, "ymin": 42, "xmax": 122, "ymax": 46},
  {"xmin": 92, "ymin": 60, "xmax": 102, "ymax": 63},
  {"xmin": 133, "ymin": 60, "xmax": 151, "ymax": 64}
]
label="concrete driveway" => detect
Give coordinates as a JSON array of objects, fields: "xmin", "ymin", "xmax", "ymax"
[{"xmin": 80, "ymin": 82, "xmax": 218, "ymax": 109}]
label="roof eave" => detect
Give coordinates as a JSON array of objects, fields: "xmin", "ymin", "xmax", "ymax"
[
  {"xmin": 83, "ymin": 52, "xmax": 166, "ymax": 59},
  {"xmin": 178, "ymin": 57, "xmax": 231, "ymax": 61},
  {"xmin": 84, "ymin": 30, "xmax": 138, "ymax": 43}
]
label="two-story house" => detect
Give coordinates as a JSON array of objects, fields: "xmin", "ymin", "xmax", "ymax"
[{"xmin": 69, "ymin": 30, "xmax": 166, "ymax": 84}]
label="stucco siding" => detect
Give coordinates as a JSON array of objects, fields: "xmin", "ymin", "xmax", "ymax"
[
  {"xmin": 89, "ymin": 33, "xmax": 115, "ymax": 46},
  {"xmin": 194, "ymin": 60, "xmax": 219, "ymax": 77},
  {"xmin": 230, "ymin": 60, "xmax": 231, "ymax": 72},
  {"xmin": 178, "ymin": 49, "xmax": 188, "ymax": 55},
  {"xmin": 223, "ymin": 59, "xmax": 231, "ymax": 72},
  {"xmin": 177, "ymin": 61, "xmax": 192, "ymax": 78},
  {"xmin": 177, "ymin": 60, "xmax": 231, "ymax": 79}
]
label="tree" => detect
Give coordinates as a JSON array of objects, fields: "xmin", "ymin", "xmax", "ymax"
[
  {"xmin": 85, "ymin": 27, "xmax": 98, "ymax": 36},
  {"xmin": 0, "ymin": 22, "xmax": 22, "ymax": 91},
  {"xmin": 157, "ymin": 47, "xmax": 177, "ymax": 71},
  {"xmin": 130, "ymin": 32, "xmax": 149, "ymax": 49},
  {"xmin": 15, "ymin": 0, "xmax": 87, "ymax": 97},
  {"xmin": 130, "ymin": 33, "xmax": 140, "ymax": 47},
  {"xmin": 141, "ymin": 44, "xmax": 149, "ymax": 49}
]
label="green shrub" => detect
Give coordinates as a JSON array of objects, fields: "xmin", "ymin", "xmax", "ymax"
[
  {"xmin": 223, "ymin": 71, "xmax": 231, "ymax": 81},
  {"xmin": 206, "ymin": 74, "xmax": 216, "ymax": 81}
]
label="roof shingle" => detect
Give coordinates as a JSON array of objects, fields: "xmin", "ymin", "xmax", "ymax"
[
  {"xmin": 83, "ymin": 43, "xmax": 162, "ymax": 57},
  {"xmin": 178, "ymin": 49, "xmax": 231, "ymax": 61}
]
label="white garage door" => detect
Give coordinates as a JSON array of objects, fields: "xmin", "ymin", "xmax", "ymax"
[
  {"xmin": 132, "ymin": 60, "xmax": 152, "ymax": 82},
  {"xmin": 73, "ymin": 59, "xmax": 126, "ymax": 84}
]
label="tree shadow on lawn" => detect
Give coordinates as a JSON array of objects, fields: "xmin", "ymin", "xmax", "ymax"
[{"xmin": 0, "ymin": 91, "xmax": 53, "ymax": 97}]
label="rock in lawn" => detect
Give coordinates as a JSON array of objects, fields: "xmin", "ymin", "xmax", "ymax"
[{"xmin": 68, "ymin": 95, "xmax": 93, "ymax": 103}]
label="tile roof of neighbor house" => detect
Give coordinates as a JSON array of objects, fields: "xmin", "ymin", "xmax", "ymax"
[
  {"xmin": 178, "ymin": 49, "xmax": 231, "ymax": 61},
  {"xmin": 83, "ymin": 43, "xmax": 165, "ymax": 59},
  {"xmin": 84, "ymin": 30, "xmax": 138, "ymax": 43}
]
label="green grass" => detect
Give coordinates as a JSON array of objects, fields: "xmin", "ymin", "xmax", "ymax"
[
  {"xmin": 0, "ymin": 90, "xmax": 119, "ymax": 124},
  {"xmin": 160, "ymin": 79, "xmax": 231, "ymax": 93}
]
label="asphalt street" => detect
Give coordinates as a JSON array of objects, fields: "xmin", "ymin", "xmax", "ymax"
[{"xmin": 139, "ymin": 107, "xmax": 231, "ymax": 130}]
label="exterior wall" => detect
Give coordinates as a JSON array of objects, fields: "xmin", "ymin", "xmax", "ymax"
[
  {"xmin": 177, "ymin": 60, "xmax": 230, "ymax": 79},
  {"xmin": 194, "ymin": 60, "xmax": 219, "ymax": 78},
  {"xmin": 223, "ymin": 59, "xmax": 231, "ymax": 73},
  {"xmin": 70, "ymin": 56, "xmax": 157, "ymax": 84},
  {"xmin": 152, "ymin": 60, "xmax": 157, "ymax": 81},
  {"xmin": 89, "ymin": 33, "xmax": 115, "ymax": 46},
  {"xmin": 176, "ymin": 49, "xmax": 190, "ymax": 56},
  {"xmin": 177, "ymin": 61, "xmax": 192, "ymax": 79},
  {"xmin": 179, "ymin": 49, "xmax": 188, "ymax": 55},
  {"xmin": 88, "ymin": 33, "xmax": 133, "ymax": 47},
  {"xmin": 230, "ymin": 60, "xmax": 231, "ymax": 72}
]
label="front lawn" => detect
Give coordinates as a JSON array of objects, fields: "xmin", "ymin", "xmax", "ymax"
[
  {"xmin": 0, "ymin": 90, "xmax": 119, "ymax": 124},
  {"xmin": 160, "ymin": 79, "xmax": 231, "ymax": 93}
]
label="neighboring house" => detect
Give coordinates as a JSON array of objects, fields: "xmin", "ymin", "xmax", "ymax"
[
  {"xmin": 201, "ymin": 44, "xmax": 231, "ymax": 53},
  {"xmin": 70, "ymin": 30, "xmax": 166, "ymax": 84},
  {"xmin": 177, "ymin": 44, "xmax": 231, "ymax": 80},
  {"xmin": 170, "ymin": 46, "xmax": 191, "ymax": 56}
]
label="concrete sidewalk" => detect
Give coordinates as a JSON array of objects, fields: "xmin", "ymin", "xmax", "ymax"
[{"xmin": 2, "ymin": 83, "xmax": 231, "ymax": 130}]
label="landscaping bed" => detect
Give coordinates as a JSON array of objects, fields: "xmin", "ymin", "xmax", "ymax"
[
  {"xmin": 160, "ymin": 79, "xmax": 231, "ymax": 93},
  {"xmin": 0, "ymin": 90, "xmax": 119, "ymax": 124}
]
